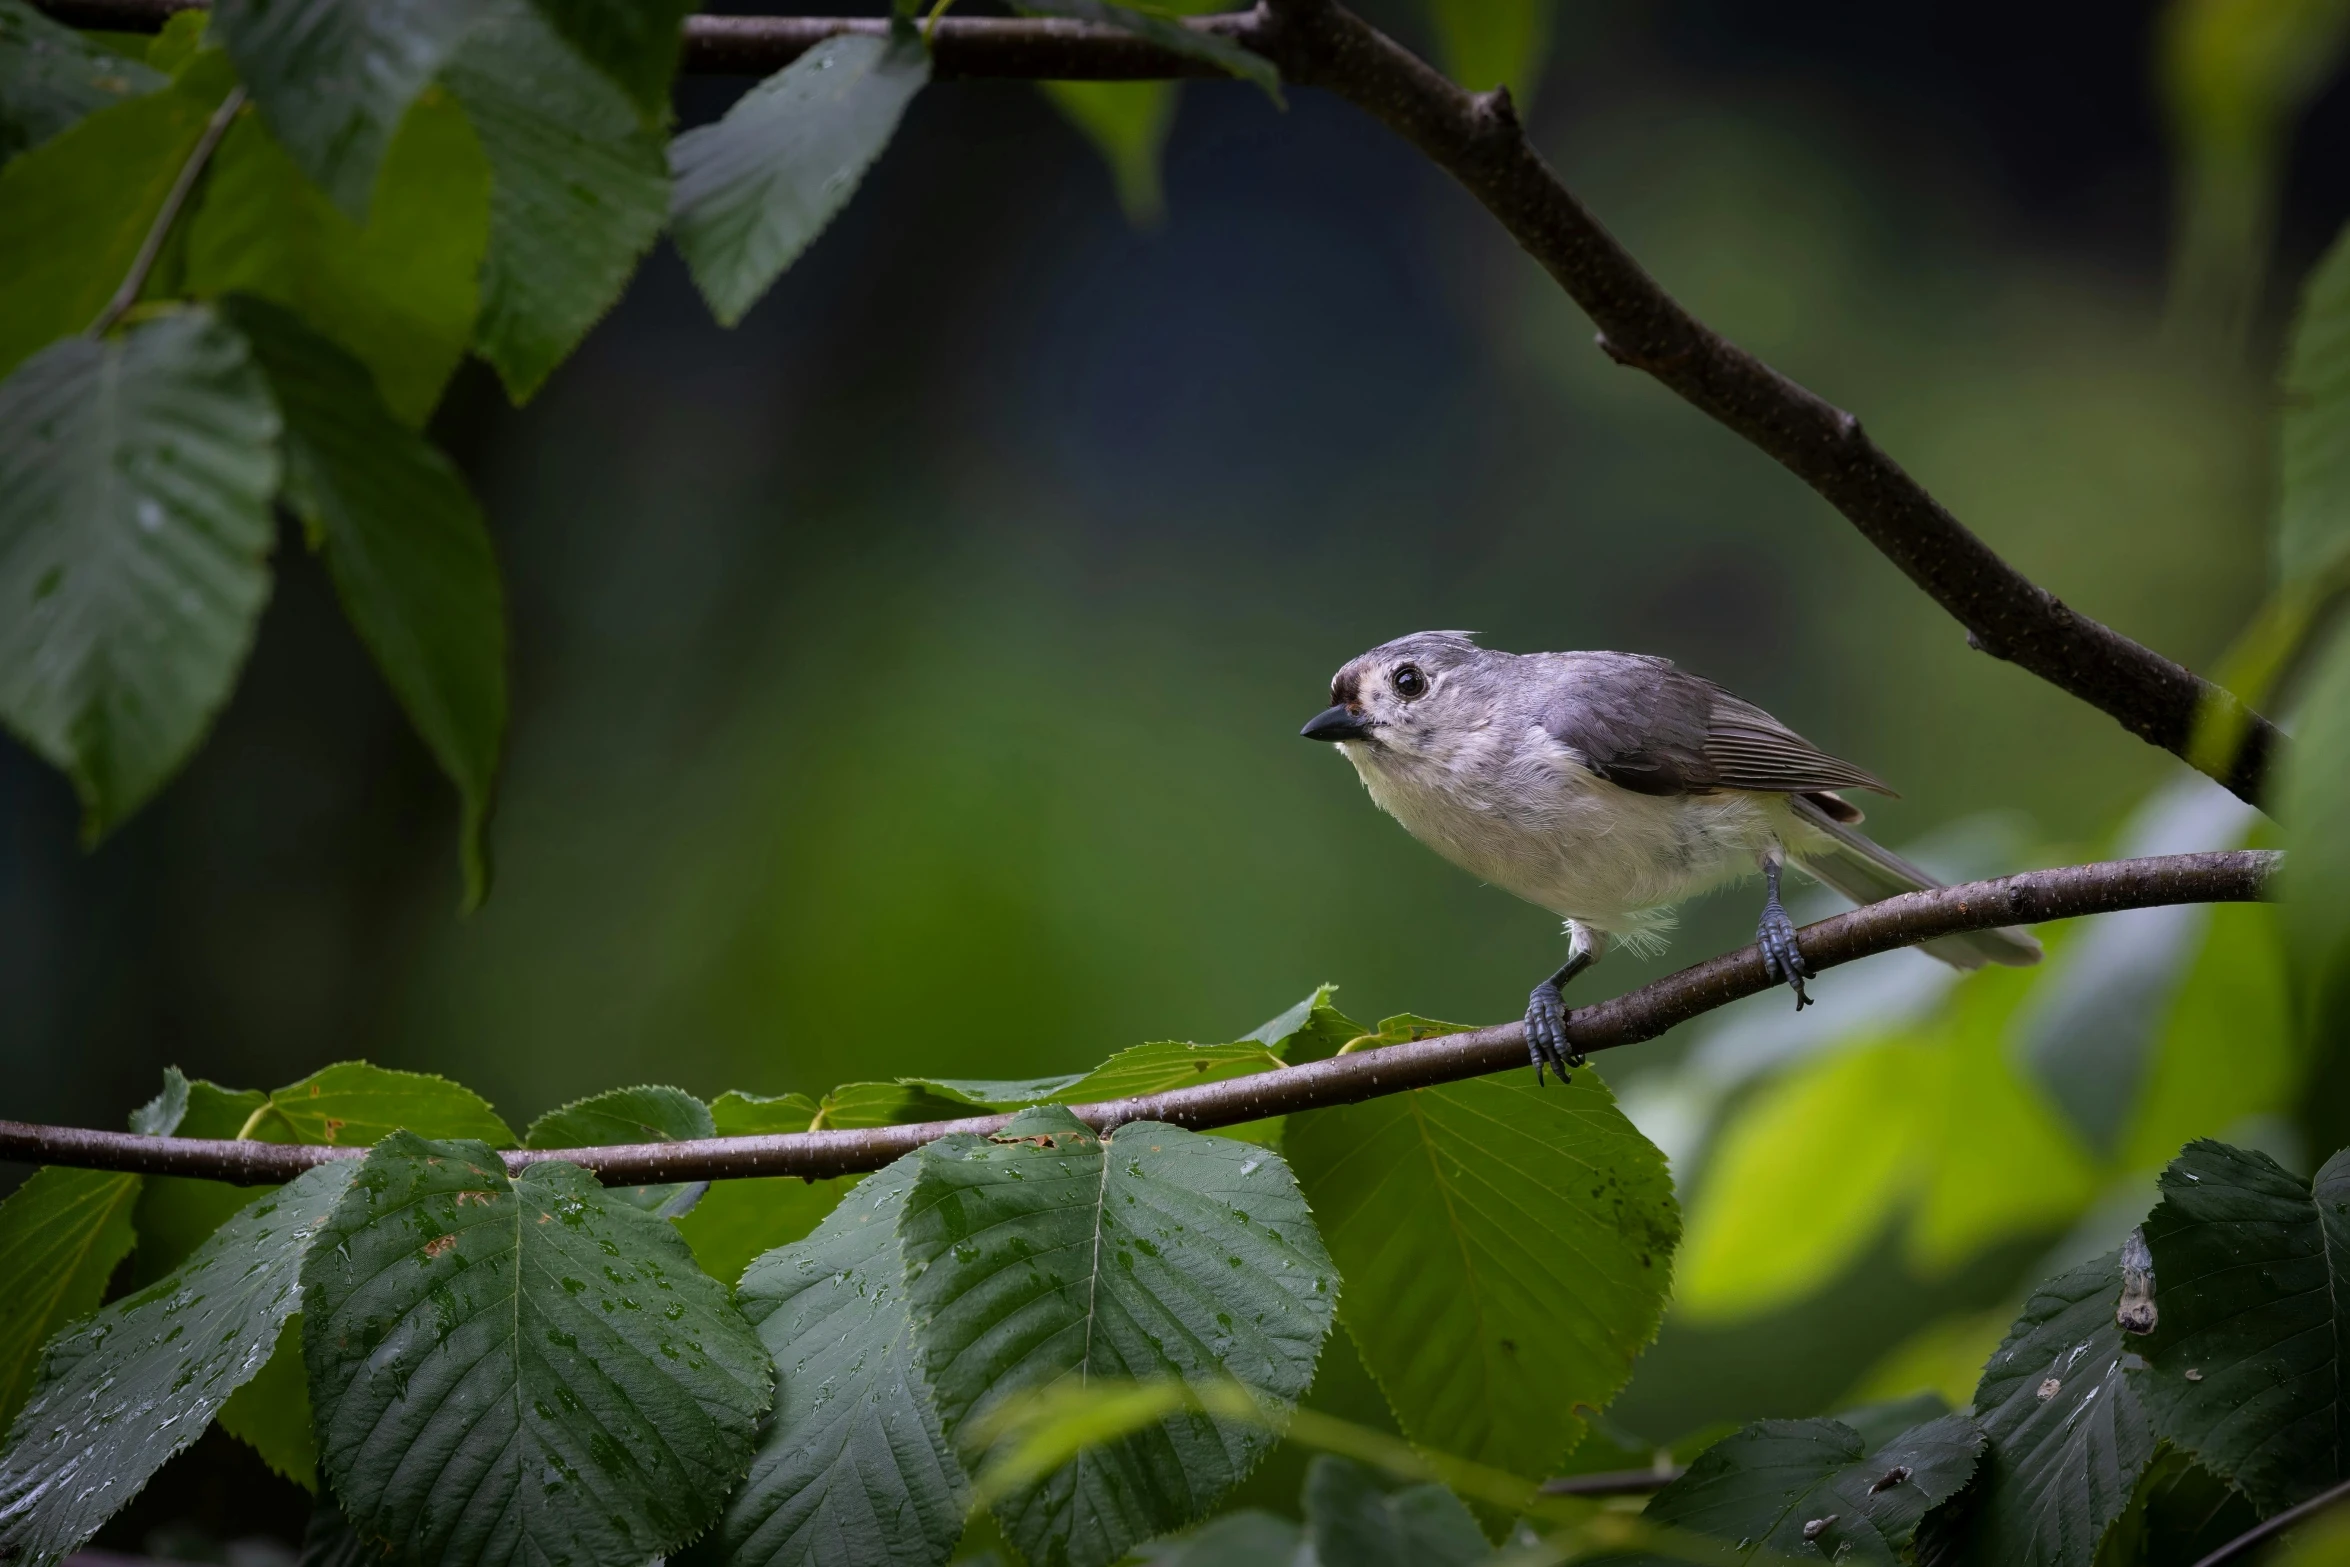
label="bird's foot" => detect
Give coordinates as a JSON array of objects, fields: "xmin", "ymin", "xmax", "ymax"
[
  {"xmin": 1526, "ymin": 983, "xmax": 1586, "ymax": 1084},
  {"xmin": 1757, "ymin": 873, "xmax": 1812, "ymax": 1009}
]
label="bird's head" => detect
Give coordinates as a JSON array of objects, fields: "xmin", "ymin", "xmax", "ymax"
[{"xmin": 1299, "ymin": 631, "xmax": 1490, "ymax": 760}]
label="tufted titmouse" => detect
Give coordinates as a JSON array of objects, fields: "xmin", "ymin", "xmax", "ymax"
[{"xmin": 1300, "ymin": 632, "xmax": 2041, "ymax": 1082}]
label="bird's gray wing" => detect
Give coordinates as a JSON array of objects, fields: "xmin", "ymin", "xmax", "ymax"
[
  {"xmin": 1538, "ymin": 655, "xmax": 1720, "ymax": 797},
  {"xmin": 1699, "ymin": 682, "xmax": 1895, "ymax": 797}
]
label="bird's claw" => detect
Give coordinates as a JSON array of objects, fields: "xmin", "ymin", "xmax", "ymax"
[
  {"xmin": 1526, "ymin": 983, "xmax": 1584, "ymax": 1083},
  {"xmin": 1757, "ymin": 897, "xmax": 1812, "ymax": 1009}
]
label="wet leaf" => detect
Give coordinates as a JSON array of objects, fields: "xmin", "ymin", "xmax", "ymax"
[
  {"xmin": 0, "ymin": 305, "xmax": 279, "ymax": 839},
  {"xmin": 0, "ymin": 1167, "xmax": 142, "ymax": 1432},
  {"xmin": 212, "ymin": 0, "xmax": 479, "ymax": 216},
  {"xmin": 303, "ymin": 1134, "xmax": 772, "ymax": 1567},
  {"xmin": 1927, "ymin": 1251, "xmax": 2155, "ymax": 1567},
  {"xmin": 2136, "ymin": 1139, "xmax": 2350, "ymax": 1513},
  {"xmin": 1634, "ymin": 1412, "xmax": 1983, "ymax": 1563},
  {"xmin": 903, "ymin": 1105, "xmax": 1336, "ymax": 1567},
  {"xmin": 715, "ymin": 1155, "xmax": 965, "ymax": 1567},
  {"xmin": 669, "ymin": 30, "xmax": 929, "ymax": 327},
  {"xmin": 128, "ymin": 1075, "xmax": 272, "ymax": 1287},
  {"xmin": 215, "ymin": 1316, "xmax": 316, "ymax": 1490},
  {"xmin": 0, "ymin": 1161, "xmax": 357, "ymax": 1567},
  {"xmin": 1284, "ymin": 1071, "xmax": 1677, "ymax": 1477},
  {"xmin": 0, "ymin": 0, "xmax": 162, "ymax": 163},
  {"xmin": 671, "ymin": 1092, "xmax": 845, "ymax": 1284},
  {"xmin": 444, "ymin": 0, "xmax": 668, "ymax": 400}
]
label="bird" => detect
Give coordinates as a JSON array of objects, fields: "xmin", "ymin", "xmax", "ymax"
[{"xmin": 1298, "ymin": 631, "xmax": 2040, "ymax": 1083}]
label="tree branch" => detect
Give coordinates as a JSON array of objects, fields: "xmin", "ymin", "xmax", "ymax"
[
  {"xmin": 32, "ymin": 0, "xmax": 2285, "ymax": 801},
  {"xmin": 0, "ymin": 851, "xmax": 2278, "ymax": 1187}
]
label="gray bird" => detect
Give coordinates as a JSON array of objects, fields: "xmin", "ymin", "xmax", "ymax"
[{"xmin": 1299, "ymin": 632, "xmax": 2041, "ymax": 1082}]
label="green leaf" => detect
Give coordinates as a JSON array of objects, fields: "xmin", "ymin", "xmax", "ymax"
[
  {"xmin": 1424, "ymin": 0, "xmax": 1554, "ymax": 104},
  {"xmin": 672, "ymin": 1092, "xmax": 845, "ymax": 1283},
  {"xmin": 2136, "ymin": 1139, "xmax": 2350, "ymax": 1512},
  {"xmin": 903, "ymin": 1105, "xmax": 1338, "ymax": 1567},
  {"xmin": 1637, "ymin": 1414, "xmax": 1983, "ymax": 1563},
  {"xmin": 816, "ymin": 1079, "xmax": 990, "ymax": 1130},
  {"xmin": 0, "ymin": 305, "xmax": 280, "ymax": 838},
  {"xmin": 2281, "ymin": 220, "xmax": 2350, "ymax": 588},
  {"xmin": 130, "ymin": 1065, "xmax": 191, "ymax": 1135},
  {"xmin": 717, "ymin": 1154, "xmax": 967, "ymax": 1567},
  {"xmin": 0, "ymin": 52, "xmax": 234, "ymax": 379},
  {"xmin": 2285, "ymin": 621, "xmax": 2350, "ymax": 1040},
  {"xmin": 145, "ymin": 10, "xmax": 207, "ymax": 74},
  {"xmin": 1050, "ymin": 1039, "xmax": 1287, "ymax": 1103},
  {"xmin": 443, "ymin": 0, "xmax": 667, "ymax": 401},
  {"xmin": 297, "ymin": 1499, "xmax": 378, "ymax": 1567},
  {"xmin": 302, "ymin": 1134, "xmax": 773, "ymax": 1567},
  {"xmin": 1039, "ymin": 80, "xmax": 1178, "ymax": 225},
  {"xmin": 1013, "ymin": 0, "xmax": 1279, "ymax": 103},
  {"xmin": 221, "ymin": 298, "xmax": 507, "ymax": 902},
  {"xmin": 526, "ymin": 1084, "xmax": 713, "ymax": 1211},
  {"xmin": 0, "ymin": 0, "xmax": 163, "ymax": 164},
  {"xmin": 1141, "ymin": 1509, "xmax": 1301, "ymax": 1566},
  {"xmin": 1282, "ymin": 1073, "xmax": 1678, "ymax": 1476},
  {"xmin": 248, "ymin": 1060, "xmax": 516, "ymax": 1147},
  {"xmin": 523, "ymin": 0, "xmax": 689, "ymax": 121},
  {"xmin": 1302, "ymin": 1454, "xmax": 1486, "ymax": 1567},
  {"xmin": 186, "ymin": 90, "xmax": 491, "ymax": 425},
  {"xmin": 215, "ymin": 1316, "xmax": 317, "ymax": 1490},
  {"xmin": 1935, "ymin": 1252, "xmax": 2155, "ymax": 1567},
  {"xmin": 668, "ymin": 31, "xmax": 929, "ymax": 328},
  {"xmin": 0, "ymin": 1161, "xmax": 358, "ymax": 1567},
  {"xmin": 211, "ymin": 0, "xmax": 480, "ymax": 216},
  {"xmin": 127, "ymin": 1074, "xmax": 271, "ymax": 1287},
  {"xmin": 0, "ymin": 1167, "xmax": 142, "ymax": 1433}
]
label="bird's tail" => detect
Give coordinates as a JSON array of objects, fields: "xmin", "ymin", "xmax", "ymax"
[{"xmin": 1786, "ymin": 795, "xmax": 2042, "ymax": 970}]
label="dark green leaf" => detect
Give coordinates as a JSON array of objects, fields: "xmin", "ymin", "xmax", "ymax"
[
  {"xmin": 1140, "ymin": 1509, "xmax": 1303, "ymax": 1567},
  {"xmin": 669, "ymin": 31, "xmax": 929, "ymax": 327},
  {"xmin": 211, "ymin": 0, "xmax": 480, "ymax": 216},
  {"xmin": 298, "ymin": 1498, "xmax": 383, "ymax": 1567},
  {"xmin": 2137, "ymin": 1139, "xmax": 2350, "ymax": 1512},
  {"xmin": 2281, "ymin": 220, "xmax": 2350, "ymax": 588},
  {"xmin": 127, "ymin": 1075, "xmax": 271, "ymax": 1287},
  {"xmin": 186, "ymin": 90, "xmax": 490, "ymax": 425},
  {"xmin": 717, "ymin": 1155, "xmax": 966, "ymax": 1567},
  {"xmin": 0, "ymin": 51, "xmax": 234, "ymax": 378},
  {"xmin": 2094, "ymin": 1448, "xmax": 2258, "ymax": 1567},
  {"xmin": 526, "ymin": 1085, "xmax": 713, "ymax": 1212},
  {"xmin": 0, "ymin": 1161, "xmax": 357, "ymax": 1567},
  {"xmin": 1936, "ymin": 1252, "xmax": 2155, "ymax": 1567},
  {"xmin": 2284, "ymin": 622, "xmax": 2350, "ymax": 1042},
  {"xmin": 246, "ymin": 1059, "xmax": 516, "ymax": 1147},
  {"xmin": 215, "ymin": 1316, "xmax": 316, "ymax": 1489},
  {"xmin": 672, "ymin": 1092, "xmax": 844, "ymax": 1283},
  {"xmin": 1835, "ymin": 1390, "xmax": 1953, "ymax": 1453},
  {"xmin": 443, "ymin": 0, "xmax": 667, "ymax": 400},
  {"xmin": 1013, "ymin": 0, "xmax": 1279, "ymax": 102},
  {"xmin": 1303, "ymin": 1454, "xmax": 1486, "ymax": 1567},
  {"xmin": 303, "ymin": 1134, "xmax": 773, "ymax": 1567},
  {"xmin": 222, "ymin": 301, "xmax": 509, "ymax": 905},
  {"xmin": 0, "ymin": 0, "xmax": 162, "ymax": 163},
  {"xmin": 903, "ymin": 1105, "xmax": 1337, "ymax": 1567},
  {"xmin": 1283, "ymin": 1073, "xmax": 1678, "ymax": 1475},
  {"xmin": 0, "ymin": 305, "xmax": 279, "ymax": 838},
  {"xmin": 1424, "ymin": 0, "xmax": 1554, "ymax": 104},
  {"xmin": 523, "ymin": 0, "xmax": 689, "ymax": 121},
  {"xmin": 0, "ymin": 1167, "xmax": 142, "ymax": 1432},
  {"xmin": 129, "ymin": 1065, "xmax": 191, "ymax": 1135},
  {"xmin": 1639, "ymin": 1413, "xmax": 1984, "ymax": 1563}
]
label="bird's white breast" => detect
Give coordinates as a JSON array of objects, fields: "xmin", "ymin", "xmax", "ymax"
[{"xmin": 1338, "ymin": 725, "xmax": 1787, "ymax": 939}]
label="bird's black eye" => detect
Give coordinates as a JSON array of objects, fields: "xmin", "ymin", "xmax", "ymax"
[{"xmin": 1391, "ymin": 664, "xmax": 1428, "ymax": 700}]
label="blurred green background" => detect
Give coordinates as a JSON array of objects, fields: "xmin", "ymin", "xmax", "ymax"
[{"xmin": 6, "ymin": 0, "xmax": 2348, "ymax": 1481}]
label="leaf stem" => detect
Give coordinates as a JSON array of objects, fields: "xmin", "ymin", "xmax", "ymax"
[{"xmin": 88, "ymin": 83, "xmax": 245, "ymax": 338}]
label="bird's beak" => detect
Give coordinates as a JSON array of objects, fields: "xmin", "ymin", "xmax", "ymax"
[{"xmin": 1300, "ymin": 705, "xmax": 1375, "ymax": 743}]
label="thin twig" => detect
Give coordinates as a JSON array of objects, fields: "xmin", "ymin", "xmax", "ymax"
[
  {"xmin": 89, "ymin": 85, "xmax": 244, "ymax": 337},
  {"xmin": 0, "ymin": 851, "xmax": 2279, "ymax": 1186},
  {"xmin": 2188, "ymin": 1475, "xmax": 2350, "ymax": 1567},
  {"xmin": 1539, "ymin": 1466, "xmax": 1685, "ymax": 1497}
]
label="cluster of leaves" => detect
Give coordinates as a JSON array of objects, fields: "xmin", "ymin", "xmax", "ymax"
[{"xmin": 0, "ymin": 987, "xmax": 1688, "ymax": 1567}]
